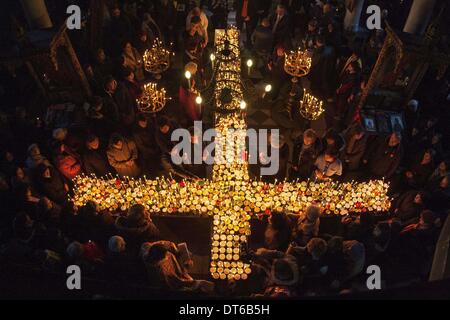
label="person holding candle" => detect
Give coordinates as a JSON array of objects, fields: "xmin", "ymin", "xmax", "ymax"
[
  {"xmin": 179, "ymin": 62, "xmax": 201, "ymax": 124},
  {"xmin": 106, "ymin": 133, "xmax": 141, "ymax": 178}
]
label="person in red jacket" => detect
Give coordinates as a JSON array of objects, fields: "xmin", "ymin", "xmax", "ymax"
[{"xmin": 53, "ymin": 141, "xmax": 82, "ymax": 180}]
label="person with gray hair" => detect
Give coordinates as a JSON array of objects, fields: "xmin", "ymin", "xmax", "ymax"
[{"xmin": 291, "ymin": 129, "xmax": 323, "ymax": 180}]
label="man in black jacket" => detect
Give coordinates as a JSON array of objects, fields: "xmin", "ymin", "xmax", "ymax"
[
  {"xmin": 236, "ymin": 0, "xmax": 258, "ymax": 48},
  {"xmin": 270, "ymin": 4, "xmax": 292, "ymax": 48},
  {"xmin": 82, "ymin": 134, "xmax": 112, "ymax": 177}
]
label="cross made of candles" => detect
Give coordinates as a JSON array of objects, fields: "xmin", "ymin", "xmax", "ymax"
[{"xmin": 71, "ymin": 28, "xmax": 390, "ymax": 281}]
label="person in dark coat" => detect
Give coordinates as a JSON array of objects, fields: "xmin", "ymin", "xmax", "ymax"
[
  {"xmin": 267, "ymin": 45, "xmax": 289, "ymax": 100},
  {"xmin": 309, "ymin": 36, "xmax": 336, "ymax": 100},
  {"xmin": 86, "ymin": 96, "xmax": 114, "ymax": 142},
  {"xmin": 290, "ymin": 129, "xmax": 322, "ymax": 180},
  {"xmin": 403, "ymin": 149, "xmax": 434, "ymax": 190},
  {"xmin": 269, "ymin": 4, "xmax": 292, "ymax": 47},
  {"xmin": 341, "ymin": 123, "xmax": 367, "ymax": 172},
  {"xmin": 132, "ymin": 114, "xmax": 160, "ymax": 175},
  {"xmin": 236, "ymin": 0, "xmax": 258, "ymax": 47},
  {"xmin": 102, "ymin": 77, "xmax": 121, "ymax": 126},
  {"xmin": 264, "ymin": 211, "xmax": 292, "ymax": 251},
  {"xmin": 335, "ymin": 61, "xmax": 361, "ymax": 122},
  {"xmin": 251, "ymin": 18, "xmax": 274, "ymax": 57},
  {"xmin": 101, "ymin": 235, "xmax": 145, "ymax": 283},
  {"xmin": 363, "ymin": 132, "xmax": 403, "ymax": 179},
  {"xmin": 81, "ymin": 134, "xmax": 112, "ymax": 177},
  {"xmin": 105, "ymin": 5, "xmax": 134, "ymax": 56},
  {"xmin": 322, "ymin": 128, "xmax": 345, "ymax": 153},
  {"xmin": 115, "ymin": 204, "xmax": 160, "ymax": 254},
  {"xmin": 106, "ymin": 133, "xmax": 141, "ymax": 178},
  {"xmin": 392, "ymin": 190, "xmax": 429, "ymax": 224},
  {"xmin": 426, "ymin": 175, "xmax": 450, "ymax": 212},
  {"xmin": 35, "ymin": 164, "xmax": 68, "ymax": 205}
]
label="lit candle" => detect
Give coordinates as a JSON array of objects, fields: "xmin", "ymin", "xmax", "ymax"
[
  {"xmin": 262, "ymin": 84, "xmax": 272, "ymax": 98},
  {"xmin": 185, "ymin": 71, "xmax": 192, "ymax": 90},
  {"xmin": 210, "ymin": 53, "xmax": 216, "ymax": 69},
  {"xmin": 246, "ymin": 59, "xmax": 253, "ymax": 77}
]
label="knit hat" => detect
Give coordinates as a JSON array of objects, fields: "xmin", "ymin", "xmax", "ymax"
[
  {"xmin": 108, "ymin": 236, "xmax": 126, "ymax": 253},
  {"xmin": 53, "ymin": 128, "xmax": 68, "ymax": 141},
  {"xmin": 66, "ymin": 241, "xmax": 84, "ymax": 260}
]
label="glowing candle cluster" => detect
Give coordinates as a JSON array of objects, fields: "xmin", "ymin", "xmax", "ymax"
[
  {"xmin": 299, "ymin": 89, "xmax": 324, "ymax": 120},
  {"xmin": 284, "ymin": 48, "xmax": 312, "ymax": 78},
  {"xmin": 143, "ymin": 38, "xmax": 172, "ymax": 76},
  {"xmin": 71, "ymin": 175, "xmax": 391, "ymax": 216},
  {"xmin": 137, "ymin": 82, "xmax": 170, "ymax": 113},
  {"xmin": 72, "ymin": 29, "xmax": 391, "ymax": 282}
]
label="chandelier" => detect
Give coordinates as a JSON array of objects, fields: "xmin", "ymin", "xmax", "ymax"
[
  {"xmin": 143, "ymin": 38, "xmax": 172, "ymax": 79},
  {"xmin": 283, "ymin": 48, "xmax": 312, "ymax": 119},
  {"xmin": 299, "ymin": 89, "xmax": 324, "ymax": 121},
  {"xmin": 136, "ymin": 82, "xmax": 170, "ymax": 114}
]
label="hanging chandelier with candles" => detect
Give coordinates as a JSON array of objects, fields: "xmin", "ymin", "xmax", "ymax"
[
  {"xmin": 299, "ymin": 89, "xmax": 324, "ymax": 121},
  {"xmin": 143, "ymin": 38, "xmax": 172, "ymax": 79},
  {"xmin": 136, "ymin": 82, "xmax": 170, "ymax": 114}
]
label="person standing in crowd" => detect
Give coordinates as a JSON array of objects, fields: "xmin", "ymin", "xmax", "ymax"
[
  {"xmin": 35, "ymin": 164, "xmax": 68, "ymax": 205},
  {"xmin": 335, "ymin": 61, "xmax": 361, "ymax": 126},
  {"xmin": 186, "ymin": 6, "xmax": 209, "ymax": 47},
  {"xmin": 106, "ymin": 133, "xmax": 141, "ymax": 178},
  {"xmin": 340, "ymin": 124, "xmax": 367, "ymax": 177},
  {"xmin": 313, "ymin": 148, "xmax": 343, "ymax": 182},
  {"xmin": 132, "ymin": 114, "xmax": 160, "ymax": 175},
  {"xmin": 236, "ymin": 0, "xmax": 258, "ymax": 48},
  {"xmin": 105, "ymin": 5, "xmax": 133, "ymax": 56},
  {"xmin": 363, "ymin": 132, "xmax": 404, "ymax": 180},
  {"xmin": 52, "ymin": 142, "xmax": 82, "ymax": 181},
  {"xmin": 251, "ymin": 18, "xmax": 274, "ymax": 60},
  {"xmin": 270, "ymin": 4, "xmax": 291, "ymax": 48},
  {"xmin": 102, "ymin": 77, "xmax": 121, "ymax": 126},
  {"xmin": 122, "ymin": 42, "xmax": 145, "ymax": 83},
  {"xmin": 156, "ymin": 0, "xmax": 177, "ymax": 46},
  {"xmin": 291, "ymin": 129, "xmax": 322, "ymax": 180},
  {"xmin": 309, "ymin": 36, "xmax": 336, "ymax": 101},
  {"xmin": 179, "ymin": 62, "xmax": 202, "ymax": 123},
  {"xmin": 211, "ymin": 0, "xmax": 228, "ymax": 29},
  {"xmin": 267, "ymin": 44, "xmax": 289, "ymax": 100},
  {"xmin": 81, "ymin": 134, "xmax": 112, "ymax": 177}
]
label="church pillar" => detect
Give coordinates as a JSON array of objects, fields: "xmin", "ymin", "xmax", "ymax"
[
  {"xmin": 403, "ymin": 0, "xmax": 436, "ymax": 35},
  {"xmin": 20, "ymin": 0, "xmax": 53, "ymax": 29},
  {"xmin": 344, "ymin": 0, "xmax": 365, "ymax": 32}
]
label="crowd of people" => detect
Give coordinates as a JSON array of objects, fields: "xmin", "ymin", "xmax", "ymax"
[{"xmin": 0, "ymin": 0, "xmax": 449, "ymax": 298}]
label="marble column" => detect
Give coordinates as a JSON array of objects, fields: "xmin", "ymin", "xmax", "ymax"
[
  {"xmin": 403, "ymin": 0, "xmax": 436, "ymax": 35},
  {"xmin": 344, "ymin": 0, "xmax": 365, "ymax": 32},
  {"xmin": 20, "ymin": 0, "xmax": 53, "ymax": 29}
]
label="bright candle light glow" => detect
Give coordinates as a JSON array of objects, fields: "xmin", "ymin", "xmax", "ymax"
[
  {"xmin": 196, "ymin": 96, "xmax": 203, "ymax": 104},
  {"xmin": 240, "ymin": 100, "xmax": 247, "ymax": 110},
  {"xmin": 265, "ymin": 84, "xmax": 272, "ymax": 92},
  {"xmin": 246, "ymin": 59, "xmax": 253, "ymax": 67},
  {"xmin": 185, "ymin": 71, "xmax": 192, "ymax": 79},
  {"xmin": 210, "ymin": 54, "xmax": 216, "ymax": 61}
]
